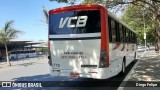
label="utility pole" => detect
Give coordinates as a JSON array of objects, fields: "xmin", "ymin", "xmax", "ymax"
[{"xmin": 143, "ymin": 8, "xmax": 146, "ymax": 51}]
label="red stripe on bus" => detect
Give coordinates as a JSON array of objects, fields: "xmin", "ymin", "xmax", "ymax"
[
  {"xmin": 100, "ymin": 8, "xmax": 109, "ymax": 67},
  {"xmin": 49, "ymin": 4, "xmax": 105, "ymax": 14}
]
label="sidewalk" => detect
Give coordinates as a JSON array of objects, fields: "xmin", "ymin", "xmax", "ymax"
[
  {"xmin": 119, "ymin": 50, "xmax": 160, "ymax": 90},
  {"xmin": 0, "ymin": 55, "xmax": 48, "ymax": 72}
]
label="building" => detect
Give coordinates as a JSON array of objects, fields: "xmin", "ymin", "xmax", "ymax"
[{"xmin": 0, "ymin": 40, "xmax": 47, "ymax": 59}]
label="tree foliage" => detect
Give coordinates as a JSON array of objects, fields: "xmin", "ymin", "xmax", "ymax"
[
  {"xmin": 121, "ymin": 5, "xmax": 155, "ymax": 44},
  {"xmin": 49, "ymin": 0, "xmax": 79, "ymax": 5},
  {"xmin": 42, "ymin": 6, "xmax": 49, "ymax": 25},
  {"xmin": 0, "ymin": 20, "xmax": 21, "ymax": 66}
]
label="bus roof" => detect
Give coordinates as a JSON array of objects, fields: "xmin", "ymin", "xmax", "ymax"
[{"xmin": 49, "ymin": 4, "xmax": 104, "ymax": 14}]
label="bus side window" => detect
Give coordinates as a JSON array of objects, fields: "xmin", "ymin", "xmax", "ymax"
[
  {"xmin": 130, "ymin": 31, "xmax": 133, "ymax": 43},
  {"xmin": 126, "ymin": 29, "xmax": 129, "ymax": 43},
  {"xmin": 119, "ymin": 24, "xmax": 123, "ymax": 42},
  {"xmin": 134, "ymin": 33, "xmax": 137, "ymax": 43},
  {"xmin": 115, "ymin": 21, "xmax": 120, "ymax": 42},
  {"xmin": 108, "ymin": 16, "xmax": 112, "ymax": 42},
  {"xmin": 123, "ymin": 26, "xmax": 126, "ymax": 43},
  {"xmin": 111, "ymin": 18, "xmax": 116, "ymax": 42},
  {"xmin": 128, "ymin": 30, "xmax": 131, "ymax": 43},
  {"xmin": 133, "ymin": 32, "xmax": 135, "ymax": 43}
]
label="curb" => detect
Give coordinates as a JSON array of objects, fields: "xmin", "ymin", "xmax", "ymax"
[{"xmin": 117, "ymin": 51, "xmax": 148, "ymax": 90}]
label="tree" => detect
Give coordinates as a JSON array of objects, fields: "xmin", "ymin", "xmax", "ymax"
[
  {"xmin": 0, "ymin": 20, "xmax": 21, "ymax": 66},
  {"xmin": 49, "ymin": 0, "xmax": 80, "ymax": 5},
  {"xmin": 42, "ymin": 6, "xmax": 49, "ymax": 25},
  {"xmin": 83, "ymin": 0, "xmax": 160, "ymax": 51},
  {"xmin": 121, "ymin": 5, "xmax": 155, "ymax": 44}
]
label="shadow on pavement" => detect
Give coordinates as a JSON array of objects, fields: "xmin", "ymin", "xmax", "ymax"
[{"xmin": 127, "ymin": 56, "xmax": 160, "ymax": 81}]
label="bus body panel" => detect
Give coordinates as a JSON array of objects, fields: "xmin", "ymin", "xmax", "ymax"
[
  {"xmin": 49, "ymin": 39, "xmax": 101, "ymax": 77},
  {"xmin": 49, "ymin": 5, "xmax": 105, "ymax": 79},
  {"xmin": 108, "ymin": 43, "xmax": 136, "ymax": 76}
]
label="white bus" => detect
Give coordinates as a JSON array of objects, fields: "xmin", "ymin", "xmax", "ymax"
[
  {"xmin": 48, "ymin": 4, "xmax": 137, "ymax": 79},
  {"xmin": 9, "ymin": 50, "xmax": 36, "ymax": 60}
]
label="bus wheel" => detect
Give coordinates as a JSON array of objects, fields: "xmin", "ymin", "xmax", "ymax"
[{"xmin": 120, "ymin": 58, "xmax": 126, "ymax": 76}]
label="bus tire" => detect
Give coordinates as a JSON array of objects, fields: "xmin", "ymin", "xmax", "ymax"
[{"xmin": 120, "ymin": 57, "xmax": 126, "ymax": 76}]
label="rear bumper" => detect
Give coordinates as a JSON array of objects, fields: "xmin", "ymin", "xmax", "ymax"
[{"xmin": 49, "ymin": 67, "xmax": 111, "ymax": 79}]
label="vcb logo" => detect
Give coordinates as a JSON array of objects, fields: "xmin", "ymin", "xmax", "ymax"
[
  {"xmin": 59, "ymin": 16, "xmax": 88, "ymax": 28},
  {"xmin": 2, "ymin": 82, "xmax": 12, "ymax": 87}
]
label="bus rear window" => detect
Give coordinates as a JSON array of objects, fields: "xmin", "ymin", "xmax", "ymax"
[{"xmin": 49, "ymin": 10, "xmax": 101, "ymax": 35}]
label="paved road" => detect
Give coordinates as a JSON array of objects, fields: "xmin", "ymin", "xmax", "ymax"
[
  {"xmin": 0, "ymin": 63, "xmax": 138, "ymax": 90},
  {"xmin": 0, "ymin": 56, "xmax": 138, "ymax": 90}
]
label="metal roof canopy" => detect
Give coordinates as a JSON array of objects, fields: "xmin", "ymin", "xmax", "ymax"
[{"xmin": 0, "ymin": 41, "xmax": 41, "ymax": 51}]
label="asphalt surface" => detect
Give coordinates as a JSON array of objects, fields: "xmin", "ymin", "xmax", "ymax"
[
  {"xmin": 0, "ymin": 46, "xmax": 148, "ymax": 90},
  {"xmin": 0, "ymin": 56, "xmax": 138, "ymax": 90}
]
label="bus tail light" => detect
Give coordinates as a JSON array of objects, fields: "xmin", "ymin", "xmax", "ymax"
[{"xmin": 99, "ymin": 49, "xmax": 107, "ymax": 68}]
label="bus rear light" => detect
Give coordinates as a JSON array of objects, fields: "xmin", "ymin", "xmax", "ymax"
[
  {"xmin": 99, "ymin": 59, "xmax": 107, "ymax": 68},
  {"xmin": 99, "ymin": 49, "xmax": 107, "ymax": 68},
  {"xmin": 100, "ymin": 57, "xmax": 105, "ymax": 60}
]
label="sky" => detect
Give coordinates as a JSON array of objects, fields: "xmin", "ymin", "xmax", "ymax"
[{"xmin": 0, "ymin": 0, "xmax": 68, "ymax": 41}]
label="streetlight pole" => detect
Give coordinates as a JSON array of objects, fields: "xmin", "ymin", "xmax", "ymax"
[{"xmin": 143, "ymin": 8, "xmax": 146, "ymax": 51}]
